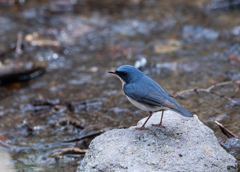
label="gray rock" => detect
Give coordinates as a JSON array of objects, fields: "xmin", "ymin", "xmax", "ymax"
[
  {"xmin": 77, "ymin": 111, "xmax": 238, "ymax": 172},
  {"xmin": 0, "ymin": 148, "xmax": 15, "ymax": 172}
]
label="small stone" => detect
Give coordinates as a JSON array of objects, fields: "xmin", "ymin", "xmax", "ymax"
[
  {"xmin": 54, "ymin": 105, "xmax": 61, "ymax": 111},
  {"xmin": 58, "ymin": 118, "xmax": 68, "ymax": 126},
  {"xmin": 89, "ymin": 67, "xmax": 98, "ymax": 73}
]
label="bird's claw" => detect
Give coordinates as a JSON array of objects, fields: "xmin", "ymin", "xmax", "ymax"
[{"xmin": 136, "ymin": 126, "xmax": 149, "ymax": 130}]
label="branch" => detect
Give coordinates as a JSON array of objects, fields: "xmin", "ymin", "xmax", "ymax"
[
  {"xmin": 50, "ymin": 148, "xmax": 88, "ymax": 157},
  {"xmin": 16, "ymin": 32, "xmax": 23, "ymax": 55},
  {"xmin": 175, "ymin": 80, "xmax": 240, "ymax": 106},
  {"xmin": 215, "ymin": 121, "xmax": 239, "ymax": 139}
]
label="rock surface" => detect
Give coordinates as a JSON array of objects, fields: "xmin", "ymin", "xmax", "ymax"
[
  {"xmin": 0, "ymin": 148, "xmax": 15, "ymax": 172},
  {"xmin": 78, "ymin": 111, "xmax": 238, "ymax": 172}
]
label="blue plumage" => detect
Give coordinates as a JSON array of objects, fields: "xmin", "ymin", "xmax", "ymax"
[{"xmin": 109, "ymin": 65, "xmax": 193, "ymax": 130}]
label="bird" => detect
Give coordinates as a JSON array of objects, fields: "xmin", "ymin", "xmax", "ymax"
[{"xmin": 108, "ymin": 65, "xmax": 193, "ymax": 130}]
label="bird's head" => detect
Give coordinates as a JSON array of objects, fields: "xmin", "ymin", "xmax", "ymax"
[{"xmin": 108, "ymin": 65, "xmax": 144, "ymax": 84}]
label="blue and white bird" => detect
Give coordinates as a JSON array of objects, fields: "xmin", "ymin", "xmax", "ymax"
[{"xmin": 109, "ymin": 65, "xmax": 193, "ymax": 130}]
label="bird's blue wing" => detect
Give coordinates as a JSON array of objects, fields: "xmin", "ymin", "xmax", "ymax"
[
  {"xmin": 123, "ymin": 76, "xmax": 179, "ymax": 109},
  {"xmin": 162, "ymin": 87, "xmax": 174, "ymax": 98},
  {"xmin": 123, "ymin": 75, "xmax": 193, "ymax": 117}
]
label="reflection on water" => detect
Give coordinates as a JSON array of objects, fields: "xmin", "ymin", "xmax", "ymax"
[{"xmin": 0, "ymin": 0, "xmax": 240, "ymax": 171}]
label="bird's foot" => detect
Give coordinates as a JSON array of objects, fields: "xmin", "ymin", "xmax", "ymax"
[
  {"xmin": 136, "ymin": 126, "xmax": 149, "ymax": 130},
  {"xmin": 151, "ymin": 123, "xmax": 165, "ymax": 128}
]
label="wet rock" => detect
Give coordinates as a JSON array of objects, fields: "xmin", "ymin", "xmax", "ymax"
[
  {"xmin": 156, "ymin": 62, "xmax": 195, "ymax": 72},
  {"xmin": 224, "ymin": 69, "xmax": 240, "ymax": 80},
  {"xmin": 78, "ymin": 111, "xmax": 238, "ymax": 172},
  {"xmin": 58, "ymin": 117, "xmax": 68, "ymax": 126},
  {"xmin": 208, "ymin": 0, "xmax": 240, "ymax": 11},
  {"xmin": 45, "ymin": 0, "xmax": 75, "ymax": 13},
  {"xmin": 89, "ymin": 66, "xmax": 98, "ymax": 73},
  {"xmin": 111, "ymin": 19, "xmax": 158, "ymax": 36},
  {"xmin": 221, "ymin": 138, "xmax": 240, "ymax": 163},
  {"xmin": 85, "ymin": 99, "xmax": 103, "ymax": 112},
  {"xmin": 231, "ymin": 26, "xmax": 240, "ymax": 36},
  {"xmin": 0, "ymin": 17, "xmax": 16, "ymax": 35},
  {"xmin": 68, "ymin": 98, "xmax": 105, "ymax": 113},
  {"xmin": 75, "ymin": 0, "xmax": 135, "ymax": 13},
  {"xmin": 229, "ymin": 98, "xmax": 240, "ymax": 106},
  {"xmin": 35, "ymin": 50, "xmax": 69, "ymax": 70},
  {"xmin": 0, "ymin": 0, "xmax": 14, "ymax": 6},
  {"xmin": 222, "ymin": 138, "xmax": 240, "ymax": 150},
  {"xmin": 108, "ymin": 107, "xmax": 130, "ymax": 116},
  {"xmin": 183, "ymin": 25, "xmax": 219, "ymax": 43},
  {"xmin": 69, "ymin": 74, "xmax": 92, "ymax": 85}
]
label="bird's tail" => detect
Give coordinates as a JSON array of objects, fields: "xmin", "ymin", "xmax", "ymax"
[{"xmin": 173, "ymin": 106, "xmax": 193, "ymax": 117}]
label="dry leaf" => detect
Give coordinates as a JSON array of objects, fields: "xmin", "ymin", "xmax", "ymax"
[{"xmin": 0, "ymin": 135, "xmax": 7, "ymax": 142}]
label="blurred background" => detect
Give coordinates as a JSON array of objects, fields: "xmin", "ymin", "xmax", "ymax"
[{"xmin": 0, "ymin": 0, "xmax": 240, "ymax": 171}]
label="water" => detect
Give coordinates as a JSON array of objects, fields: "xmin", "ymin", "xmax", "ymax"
[{"xmin": 0, "ymin": 0, "xmax": 239, "ymax": 171}]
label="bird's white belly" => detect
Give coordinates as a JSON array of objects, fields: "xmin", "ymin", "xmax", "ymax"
[{"xmin": 126, "ymin": 96, "xmax": 170, "ymax": 112}]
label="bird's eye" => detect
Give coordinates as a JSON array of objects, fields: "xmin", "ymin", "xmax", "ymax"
[{"xmin": 121, "ymin": 72, "xmax": 127, "ymax": 76}]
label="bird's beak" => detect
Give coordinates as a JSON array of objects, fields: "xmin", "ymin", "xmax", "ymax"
[{"xmin": 108, "ymin": 71, "xmax": 116, "ymax": 74}]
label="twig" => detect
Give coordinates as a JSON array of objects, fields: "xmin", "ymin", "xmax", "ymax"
[
  {"xmin": 50, "ymin": 148, "xmax": 88, "ymax": 157},
  {"xmin": 215, "ymin": 121, "xmax": 239, "ymax": 139},
  {"xmin": 16, "ymin": 32, "xmax": 23, "ymax": 55},
  {"xmin": 63, "ymin": 127, "xmax": 125, "ymax": 143},
  {"xmin": 63, "ymin": 130, "xmax": 103, "ymax": 143},
  {"xmin": 0, "ymin": 139, "xmax": 10, "ymax": 148},
  {"xmin": 175, "ymin": 80, "xmax": 240, "ymax": 105}
]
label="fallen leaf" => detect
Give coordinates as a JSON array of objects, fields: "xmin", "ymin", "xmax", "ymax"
[
  {"xmin": 25, "ymin": 32, "xmax": 60, "ymax": 47},
  {"xmin": 235, "ymin": 86, "xmax": 239, "ymax": 93},
  {"xmin": 0, "ymin": 135, "xmax": 7, "ymax": 142},
  {"xmin": 154, "ymin": 39, "xmax": 181, "ymax": 53},
  {"xmin": 229, "ymin": 55, "xmax": 240, "ymax": 65}
]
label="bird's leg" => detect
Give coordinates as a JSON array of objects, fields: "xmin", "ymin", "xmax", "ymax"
[
  {"xmin": 152, "ymin": 110, "xmax": 165, "ymax": 128},
  {"xmin": 136, "ymin": 112, "xmax": 153, "ymax": 130}
]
